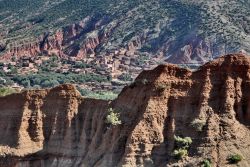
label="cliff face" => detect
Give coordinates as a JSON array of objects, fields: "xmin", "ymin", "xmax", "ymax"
[{"xmin": 1, "ymin": 54, "xmax": 250, "ymax": 167}]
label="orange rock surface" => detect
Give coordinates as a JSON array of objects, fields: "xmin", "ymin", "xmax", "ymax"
[{"xmin": 0, "ymin": 54, "xmax": 250, "ymax": 166}]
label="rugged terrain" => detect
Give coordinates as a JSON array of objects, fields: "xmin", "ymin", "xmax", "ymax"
[
  {"xmin": 0, "ymin": 0, "xmax": 249, "ymax": 64},
  {"xmin": 1, "ymin": 0, "xmax": 249, "ymax": 95},
  {"xmin": 0, "ymin": 54, "xmax": 250, "ymax": 166}
]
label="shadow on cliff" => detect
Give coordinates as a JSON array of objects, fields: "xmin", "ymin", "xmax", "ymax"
[{"xmin": 0, "ymin": 93, "xmax": 27, "ymax": 147}]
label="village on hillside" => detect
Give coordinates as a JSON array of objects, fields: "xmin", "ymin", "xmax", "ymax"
[{"xmin": 0, "ymin": 49, "xmax": 161, "ymax": 98}]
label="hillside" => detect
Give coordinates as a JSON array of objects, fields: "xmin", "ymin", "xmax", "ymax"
[
  {"xmin": 0, "ymin": 54, "xmax": 250, "ymax": 166},
  {"xmin": 0, "ymin": 0, "xmax": 249, "ymax": 64},
  {"xmin": 0, "ymin": 0, "xmax": 249, "ymax": 94}
]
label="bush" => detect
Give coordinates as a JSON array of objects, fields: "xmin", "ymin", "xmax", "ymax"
[
  {"xmin": 190, "ymin": 118, "xmax": 206, "ymax": 131},
  {"xmin": 173, "ymin": 135, "xmax": 192, "ymax": 159},
  {"xmin": 174, "ymin": 135, "xmax": 192, "ymax": 149},
  {"xmin": 202, "ymin": 159, "xmax": 212, "ymax": 167},
  {"xmin": 105, "ymin": 108, "xmax": 122, "ymax": 126},
  {"xmin": 227, "ymin": 154, "xmax": 243, "ymax": 164},
  {"xmin": 173, "ymin": 149, "xmax": 188, "ymax": 159}
]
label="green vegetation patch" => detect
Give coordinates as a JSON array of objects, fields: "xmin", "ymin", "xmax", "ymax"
[
  {"xmin": 0, "ymin": 87, "xmax": 17, "ymax": 97},
  {"xmin": 173, "ymin": 135, "xmax": 192, "ymax": 159},
  {"xmin": 227, "ymin": 154, "xmax": 243, "ymax": 164},
  {"xmin": 202, "ymin": 159, "xmax": 212, "ymax": 167},
  {"xmin": 78, "ymin": 88, "xmax": 117, "ymax": 100},
  {"xmin": 105, "ymin": 108, "xmax": 122, "ymax": 126},
  {"xmin": 7, "ymin": 72, "xmax": 108, "ymax": 89},
  {"xmin": 173, "ymin": 148, "xmax": 188, "ymax": 159},
  {"xmin": 174, "ymin": 135, "xmax": 192, "ymax": 149}
]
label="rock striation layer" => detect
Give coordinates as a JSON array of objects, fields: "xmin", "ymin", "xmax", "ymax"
[{"xmin": 0, "ymin": 54, "xmax": 250, "ymax": 166}]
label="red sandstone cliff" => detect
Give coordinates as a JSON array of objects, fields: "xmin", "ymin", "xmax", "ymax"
[
  {"xmin": 2, "ymin": 19, "xmax": 107, "ymax": 60},
  {"xmin": 1, "ymin": 18, "xmax": 235, "ymax": 65},
  {"xmin": 0, "ymin": 54, "xmax": 250, "ymax": 166}
]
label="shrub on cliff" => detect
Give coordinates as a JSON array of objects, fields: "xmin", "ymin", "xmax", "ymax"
[
  {"xmin": 174, "ymin": 135, "xmax": 192, "ymax": 149},
  {"xmin": 105, "ymin": 108, "xmax": 122, "ymax": 126},
  {"xmin": 190, "ymin": 118, "xmax": 206, "ymax": 132},
  {"xmin": 173, "ymin": 135, "xmax": 192, "ymax": 159},
  {"xmin": 173, "ymin": 148, "xmax": 188, "ymax": 159},
  {"xmin": 202, "ymin": 159, "xmax": 212, "ymax": 167},
  {"xmin": 227, "ymin": 154, "xmax": 243, "ymax": 164}
]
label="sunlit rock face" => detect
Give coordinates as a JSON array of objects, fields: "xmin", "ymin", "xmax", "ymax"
[{"xmin": 0, "ymin": 54, "xmax": 250, "ymax": 167}]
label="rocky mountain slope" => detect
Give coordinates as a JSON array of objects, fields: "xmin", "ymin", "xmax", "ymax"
[
  {"xmin": 0, "ymin": 0, "xmax": 249, "ymax": 64},
  {"xmin": 0, "ymin": 54, "xmax": 250, "ymax": 166}
]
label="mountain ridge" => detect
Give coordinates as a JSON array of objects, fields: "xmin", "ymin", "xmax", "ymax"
[{"xmin": 0, "ymin": 0, "xmax": 249, "ymax": 64}]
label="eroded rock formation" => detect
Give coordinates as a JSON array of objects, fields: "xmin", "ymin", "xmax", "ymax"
[
  {"xmin": 0, "ymin": 54, "xmax": 250, "ymax": 166},
  {"xmin": 2, "ymin": 18, "xmax": 108, "ymax": 60}
]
